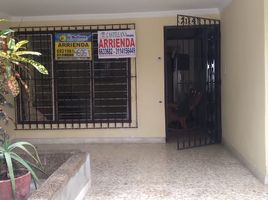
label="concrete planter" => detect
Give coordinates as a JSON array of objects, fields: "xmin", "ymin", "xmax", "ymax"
[{"xmin": 29, "ymin": 152, "xmax": 90, "ymax": 200}]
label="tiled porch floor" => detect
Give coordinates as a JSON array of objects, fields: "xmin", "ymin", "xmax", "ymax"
[
  {"xmin": 39, "ymin": 143, "xmax": 268, "ymax": 200},
  {"xmin": 81, "ymin": 143, "xmax": 268, "ymax": 200}
]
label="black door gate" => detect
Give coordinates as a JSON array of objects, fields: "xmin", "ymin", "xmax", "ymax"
[{"xmin": 164, "ymin": 15, "xmax": 221, "ymax": 150}]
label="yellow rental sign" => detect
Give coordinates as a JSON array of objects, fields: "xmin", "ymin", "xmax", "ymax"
[{"xmin": 55, "ymin": 33, "xmax": 92, "ymax": 61}]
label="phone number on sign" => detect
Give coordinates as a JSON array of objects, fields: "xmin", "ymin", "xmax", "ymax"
[{"xmin": 99, "ymin": 47, "xmax": 136, "ymax": 55}]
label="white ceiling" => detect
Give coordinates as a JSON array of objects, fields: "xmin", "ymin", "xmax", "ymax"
[{"xmin": 0, "ymin": 0, "xmax": 232, "ymax": 17}]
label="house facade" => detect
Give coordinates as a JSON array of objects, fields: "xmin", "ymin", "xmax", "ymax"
[{"xmin": 0, "ymin": 0, "xmax": 267, "ymax": 184}]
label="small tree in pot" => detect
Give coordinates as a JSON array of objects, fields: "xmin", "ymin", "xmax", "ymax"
[{"xmin": 0, "ymin": 19, "xmax": 48, "ymax": 200}]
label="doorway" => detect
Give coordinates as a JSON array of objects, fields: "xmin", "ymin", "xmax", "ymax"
[{"xmin": 164, "ymin": 15, "xmax": 221, "ymax": 149}]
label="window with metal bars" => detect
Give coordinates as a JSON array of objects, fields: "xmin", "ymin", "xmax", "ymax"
[{"xmin": 14, "ymin": 24, "xmax": 137, "ymax": 130}]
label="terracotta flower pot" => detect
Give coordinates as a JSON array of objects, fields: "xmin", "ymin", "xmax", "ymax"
[{"xmin": 0, "ymin": 171, "xmax": 32, "ymax": 200}]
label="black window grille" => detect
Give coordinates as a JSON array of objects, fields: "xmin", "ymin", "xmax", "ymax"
[{"xmin": 14, "ymin": 24, "xmax": 138, "ymax": 130}]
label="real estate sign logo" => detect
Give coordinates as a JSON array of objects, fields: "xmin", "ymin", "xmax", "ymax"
[
  {"xmin": 98, "ymin": 30, "xmax": 136, "ymax": 59},
  {"xmin": 55, "ymin": 33, "xmax": 92, "ymax": 60}
]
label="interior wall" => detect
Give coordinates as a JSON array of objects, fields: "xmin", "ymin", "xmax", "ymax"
[
  {"xmin": 265, "ymin": 0, "xmax": 268, "ymax": 183},
  {"xmin": 7, "ymin": 17, "xmax": 177, "ymax": 141},
  {"xmin": 221, "ymin": 0, "xmax": 267, "ymax": 183}
]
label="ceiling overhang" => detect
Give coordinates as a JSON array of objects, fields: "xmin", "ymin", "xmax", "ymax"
[
  {"xmin": 0, "ymin": 0, "xmax": 232, "ymax": 22},
  {"xmin": 9, "ymin": 8, "xmax": 220, "ymax": 22}
]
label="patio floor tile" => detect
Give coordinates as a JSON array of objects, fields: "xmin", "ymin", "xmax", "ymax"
[{"xmin": 81, "ymin": 143, "xmax": 268, "ymax": 200}]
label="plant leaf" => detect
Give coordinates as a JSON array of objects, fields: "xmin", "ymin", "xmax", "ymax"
[
  {"xmin": 25, "ymin": 160, "xmax": 46, "ymax": 189},
  {"xmin": 15, "ymin": 51, "xmax": 42, "ymax": 56},
  {"xmin": 0, "ymin": 51, "xmax": 10, "ymax": 59},
  {"xmin": 25, "ymin": 160, "xmax": 46, "ymax": 175},
  {"xmin": 0, "ymin": 146, "xmax": 5, "ymax": 152},
  {"xmin": 10, "ymin": 152, "xmax": 40, "ymax": 184},
  {"xmin": 0, "ymin": 29, "xmax": 15, "ymax": 38},
  {"xmin": 5, "ymin": 64, "xmax": 12, "ymax": 79},
  {"xmin": 13, "ymin": 40, "xmax": 29, "ymax": 52},
  {"xmin": 8, "ymin": 38, "xmax": 16, "ymax": 50},
  {"xmin": 9, "ymin": 141, "xmax": 43, "ymax": 170},
  {"xmin": 11, "ymin": 60, "xmax": 20, "ymax": 65},
  {"xmin": 4, "ymin": 152, "xmax": 16, "ymax": 200},
  {"xmin": 8, "ymin": 142, "xmax": 41, "ymax": 164},
  {"xmin": 14, "ymin": 56, "xmax": 48, "ymax": 75}
]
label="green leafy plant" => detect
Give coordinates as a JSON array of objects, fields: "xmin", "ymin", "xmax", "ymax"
[
  {"xmin": 0, "ymin": 19, "xmax": 48, "ymax": 199},
  {"xmin": 0, "ymin": 132, "xmax": 45, "ymax": 198}
]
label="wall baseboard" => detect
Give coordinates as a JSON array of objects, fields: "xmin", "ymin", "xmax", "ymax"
[
  {"xmin": 17, "ymin": 137, "xmax": 166, "ymax": 144},
  {"xmin": 222, "ymin": 138, "xmax": 268, "ymax": 185}
]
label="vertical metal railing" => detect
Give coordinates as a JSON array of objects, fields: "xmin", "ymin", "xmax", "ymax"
[{"xmin": 170, "ymin": 15, "xmax": 221, "ymax": 150}]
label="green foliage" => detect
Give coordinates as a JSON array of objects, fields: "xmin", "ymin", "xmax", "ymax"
[
  {"xmin": 0, "ymin": 26, "xmax": 48, "ymax": 97},
  {"xmin": 0, "ymin": 132, "xmax": 44, "ymax": 199},
  {"xmin": 0, "ymin": 29, "xmax": 14, "ymax": 37},
  {"xmin": 0, "ymin": 20, "xmax": 47, "ymax": 199}
]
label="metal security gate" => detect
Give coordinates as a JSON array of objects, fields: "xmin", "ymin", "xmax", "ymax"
[{"xmin": 164, "ymin": 15, "xmax": 221, "ymax": 150}]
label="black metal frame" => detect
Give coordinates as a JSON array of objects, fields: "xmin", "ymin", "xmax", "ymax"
[
  {"xmin": 177, "ymin": 14, "xmax": 220, "ymax": 26},
  {"xmin": 164, "ymin": 15, "xmax": 221, "ymax": 149},
  {"xmin": 13, "ymin": 24, "xmax": 138, "ymax": 130}
]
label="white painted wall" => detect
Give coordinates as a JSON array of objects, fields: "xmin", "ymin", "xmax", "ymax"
[{"xmin": 221, "ymin": 0, "xmax": 268, "ymax": 183}]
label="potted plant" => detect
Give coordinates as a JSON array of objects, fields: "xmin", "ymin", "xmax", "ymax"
[{"xmin": 0, "ymin": 19, "xmax": 48, "ymax": 200}]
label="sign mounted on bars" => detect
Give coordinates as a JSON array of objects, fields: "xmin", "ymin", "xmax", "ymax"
[
  {"xmin": 98, "ymin": 30, "xmax": 136, "ymax": 59},
  {"xmin": 55, "ymin": 32, "xmax": 92, "ymax": 60}
]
